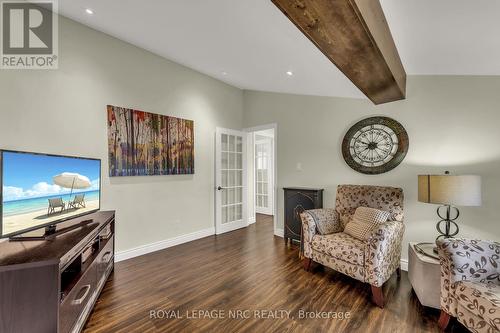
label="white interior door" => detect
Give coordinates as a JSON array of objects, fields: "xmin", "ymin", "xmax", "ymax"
[
  {"xmin": 215, "ymin": 127, "xmax": 247, "ymax": 234},
  {"xmin": 255, "ymin": 136, "xmax": 273, "ymax": 215}
]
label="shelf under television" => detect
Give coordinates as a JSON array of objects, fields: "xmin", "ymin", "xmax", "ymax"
[{"xmin": 60, "ymin": 235, "xmax": 112, "ymax": 303}]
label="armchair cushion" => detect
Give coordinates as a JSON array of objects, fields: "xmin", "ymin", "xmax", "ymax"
[
  {"xmin": 343, "ymin": 207, "xmax": 390, "ymax": 241},
  {"xmin": 311, "ymin": 232, "xmax": 365, "ymax": 266},
  {"xmin": 456, "ymin": 281, "xmax": 500, "ymax": 330},
  {"xmin": 306, "ymin": 208, "xmax": 341, "ymax": 235}
]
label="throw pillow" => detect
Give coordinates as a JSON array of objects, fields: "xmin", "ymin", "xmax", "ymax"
[
  {"xmin": 343, "ymin": 207, "xmax": 390, "ymax": 241},
  {"xmin": 308, "ymin": 209, "xmax": 340, "ymax": 235}
]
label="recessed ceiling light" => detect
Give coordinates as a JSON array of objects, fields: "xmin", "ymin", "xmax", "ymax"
[
  {"xmin": 221, "ymin": 71, "xmax": 228, "ymax": 76},
  {"xmin": 85, "ymin": 8, "xmax": 94, "ymax": 15},
  {"xmin": 286, "ymin": 71, "xmax": 293, "ymax": 76}
]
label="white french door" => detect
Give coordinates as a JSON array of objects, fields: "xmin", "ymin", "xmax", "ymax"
[
  {"xmin": 255, "ymin": 136, "xmax": 273, "ymax": 215},
  {"xmin": 215, "ymin": 127, "xmax": 247, "ymax": 234}
]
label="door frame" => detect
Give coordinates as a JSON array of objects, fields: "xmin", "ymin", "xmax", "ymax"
[
  {"xmin": 215, "ymin": 127, "xmax": 248, "ymax": 235},
  {"xmin": 244, "ymin": 123, "xmax": 279, "ymax": 237}
]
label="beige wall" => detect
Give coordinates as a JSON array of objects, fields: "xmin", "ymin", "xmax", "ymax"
[
  {"xmin": 243, "ymin": 76, "xmax": 500, "ymax": 260},
  {"xmin": 0, "ymin": 16, "xmax": 244, "ymax": 251}
]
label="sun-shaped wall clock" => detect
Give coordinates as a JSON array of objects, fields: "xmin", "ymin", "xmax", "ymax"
[{"xmin": 342, "ymin": 116, "xmax": 409, "ymax": 175}]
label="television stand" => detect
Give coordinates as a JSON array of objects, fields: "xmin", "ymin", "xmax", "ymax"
[
  {"xmin": 9, "ymin": 219, "xmax": 95, "ymax": 242},
  {"xmin": 0, "ymin": 211, "xmax": 115, "ymax": 333}
]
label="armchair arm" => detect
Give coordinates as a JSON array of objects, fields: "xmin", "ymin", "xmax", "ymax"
[
  {"xmin": 365, "ymin": 221, "xmax": 405, "ymax": 287},
  {"xmin": 300, "ymin": 209, "xmax": 340, "ymax": 258},
  {"xmin": 437, "ymin": 238, "xmax": 500, "ymax": 315}
]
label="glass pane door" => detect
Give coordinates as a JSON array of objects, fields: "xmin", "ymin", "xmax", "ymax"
[
  {"xmin": 221, "ymin": 133, "xmax": 243, "ymax": 224},
  {"xmin": 255, "ymin": 137, "xmax": 272, "ymax": 215},
  {"xmin": 215, "ymin": 128, "xmax": 247, "ymax": 234}
]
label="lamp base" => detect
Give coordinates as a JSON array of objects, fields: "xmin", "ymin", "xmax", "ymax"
[{"xmin": 435, "ymin": 205, "xmax": 460, "ymax": 241}]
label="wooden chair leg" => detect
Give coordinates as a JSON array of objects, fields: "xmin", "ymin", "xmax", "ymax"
[
  {"xmin": 303, "ymin": 258, "xmax": 312, "ymax": 271},
  {"xmin": 438, "ymin": 310, "xmax": 451, "ymax": 331},
  {"xmin": 371, "ymin": 285, "xmax": 384, "ymax": 308},
  {"xmin": 396, "ymin": 267, "xmax": 401, "ymax": 279}
]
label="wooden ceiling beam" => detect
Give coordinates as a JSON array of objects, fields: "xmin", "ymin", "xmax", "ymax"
[{"xmin": 271, "ymin": 0, "xmax": 406, "ymax": 104}]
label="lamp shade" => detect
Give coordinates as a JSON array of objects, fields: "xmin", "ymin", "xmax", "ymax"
[{"xmin": 418, "ymin": 175, "xmax": 482, "ymax": 206}]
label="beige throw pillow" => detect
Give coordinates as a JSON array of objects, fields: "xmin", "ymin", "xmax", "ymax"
[{"xmin": 344, "ymin": 207, "xmax": 390, "ymax": 241}]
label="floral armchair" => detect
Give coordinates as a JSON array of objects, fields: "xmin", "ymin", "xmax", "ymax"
[
  {"xmin": 300, "ymin": 185, "xmax": 405, "ymax": 308},
  {"xmin": 437, "ymin": 238, "xmax": 500, "ymax": 332}
]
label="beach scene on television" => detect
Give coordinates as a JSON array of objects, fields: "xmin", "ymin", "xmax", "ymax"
[{"xmin": 1, "ymin": 151, "xmax": 100, "ymax": 236}]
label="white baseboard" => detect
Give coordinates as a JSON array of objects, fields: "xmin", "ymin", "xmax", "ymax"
[
  {"xmin": 400, "ymin": 259, "xmax": 408, "ymax": 271},
  {"xmin": 115, "ymin": 227, "xmax": 215, "ymax": 262},
  {"xmin": 248, "ymin": 216, "xmax": 256, "ymax": 225},
  {"xmin": 274, "ymin": 228, "xmax": 284, "ymax": 238}
]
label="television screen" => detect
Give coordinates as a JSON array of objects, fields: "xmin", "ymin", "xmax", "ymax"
[{"xmin": 1, "ymin": 150, "xmax": 101, "ymax": 238}]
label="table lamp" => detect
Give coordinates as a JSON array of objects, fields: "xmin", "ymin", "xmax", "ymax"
[{"xmin": 418, "ymin": 172, "xmax": 481, "ymax": 242}]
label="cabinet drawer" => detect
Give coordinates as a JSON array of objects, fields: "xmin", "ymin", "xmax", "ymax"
[{"xmin": 60, "ymin": 262, "xmax": 97, "ymax": 333}]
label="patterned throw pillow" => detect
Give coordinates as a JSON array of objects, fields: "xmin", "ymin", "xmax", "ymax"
[
  {"xmin": 343, "ymin": 207, "xmax": 390, "ymax": 241},
  {"xmin": 307, "ymin": 209, "xmax": 340, "ymax": 235}
]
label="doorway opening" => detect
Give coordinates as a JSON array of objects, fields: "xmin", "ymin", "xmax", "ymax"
[{"xmin": 245, "ymin": 124, "xmax": 278, "ymax": 237}]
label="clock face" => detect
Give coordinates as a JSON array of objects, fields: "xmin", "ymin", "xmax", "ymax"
[{"xmin": 342, "ymin": 117, "xmax": 409, "ymax": 174}]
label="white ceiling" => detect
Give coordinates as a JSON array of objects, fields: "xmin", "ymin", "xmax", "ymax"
[{"xmin": 58, "ymin": 0, "xmax": 500, "ymax": 99}]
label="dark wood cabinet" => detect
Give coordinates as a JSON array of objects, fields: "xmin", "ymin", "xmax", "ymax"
[
  {"xmin": 0, "ymin": 211, "xmax": 115, "ymax": 333},
  {"xmin": 283, "ymin": 188, "xmax": 323, "ymax": 244}
]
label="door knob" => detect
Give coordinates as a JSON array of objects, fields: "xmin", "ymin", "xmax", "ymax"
[{"xmin": 217, "ymin": 186, "xmax": 224, "ymax": 191}]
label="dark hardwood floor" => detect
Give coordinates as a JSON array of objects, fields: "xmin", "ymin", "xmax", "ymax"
[{"xmin": 84, "ymin": 214, "xmax": 467, "ymax": 333}]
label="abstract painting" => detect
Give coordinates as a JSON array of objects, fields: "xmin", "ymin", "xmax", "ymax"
[{"xmin": 107, "ymin": 105, "xmax": 194, "ymax": 176}]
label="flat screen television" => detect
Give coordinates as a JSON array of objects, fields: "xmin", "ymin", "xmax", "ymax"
[{"xmin": 0, "ymin": 150, "xmax": 101, "ymax": 239}]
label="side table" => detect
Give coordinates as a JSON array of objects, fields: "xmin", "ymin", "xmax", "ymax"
[{"xmin": 408, "ymin": 242, "xmax": 441, "ymax": 309}]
